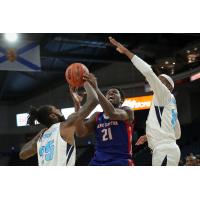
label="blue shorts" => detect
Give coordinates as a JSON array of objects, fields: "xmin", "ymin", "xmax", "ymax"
[{"xmin": 89, "ymin": 158, "xmax": 133, "ymax": 166}]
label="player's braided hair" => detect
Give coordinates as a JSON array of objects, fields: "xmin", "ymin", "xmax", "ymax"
[{"xmin": 27, "ymin": 105, "xmax": 54, "ymax": 127}]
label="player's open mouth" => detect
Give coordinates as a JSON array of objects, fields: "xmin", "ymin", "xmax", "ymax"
[{"xmin": 108, "ymin": 96, "xmax": 114, "ymax": 101}]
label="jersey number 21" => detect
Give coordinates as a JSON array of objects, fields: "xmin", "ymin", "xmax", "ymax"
[{"xmin": 102, "ymin": 128, "xmax": 113, "ymax": 141}]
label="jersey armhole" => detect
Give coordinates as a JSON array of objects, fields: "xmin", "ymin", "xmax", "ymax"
[
  {"xmin": 58, "ymin": 123, "xmax": 75, "ymax": 147},
  {"xmin": 95, "ymin": 112, "xmax": 101, "ymax": 123}
]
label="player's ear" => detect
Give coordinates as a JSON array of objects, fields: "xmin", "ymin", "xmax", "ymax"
[{"xmin": 49, "ymin": 113, "xmax": 57, "ymax": 120}]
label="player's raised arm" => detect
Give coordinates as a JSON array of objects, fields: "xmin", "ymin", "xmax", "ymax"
[
  {"xmin": 19, "ymin": 128, "xmax": 46, "ymax": 160},
  {"xmin": 69, "ymin": 86, "xmax": 86, "ymax": 112},
  {"xmin": 109, "ymin": 36, "xmax": 172, "ymax": 105},
  {"xmin": 62, "ymin": 80, "xmax": 98, "ymax": 128},
  {"xmin": 75, "ymin": 111, "xmax": 99, "ymax": 137},
  {"xmin": 83, "ymin": 73, "xmax": 134, "ymax": 121}
]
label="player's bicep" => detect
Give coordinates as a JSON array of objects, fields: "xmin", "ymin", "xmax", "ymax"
[
  {"xmin": 145, "ymin": 72, "xmax": 171, "ymax": 105},
  {"xmin": 110, "ymin": 107, "xmax": 133, "ymax": 121},
  {"xmin": 62, "ymin": 112, "xmax": 79, "ymax": 128},
  {"xmin": 131, "ymin": 55, "xmax": 171, "ymax": 104},
  {"xmin": 123, "ymin": 107, "xmax": 134, "ymax": 122}
]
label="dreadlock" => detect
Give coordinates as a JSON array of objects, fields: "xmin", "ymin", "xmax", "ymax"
[{"xmin": 27, "ymin": 105, "xmax": 54, "ymax": 127}]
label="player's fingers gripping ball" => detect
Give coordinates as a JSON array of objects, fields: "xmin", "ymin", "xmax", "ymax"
[
  {"xmin": 65, "ymin": 63, "xmax": 89, "ymax": 88},
  {"xmin": 83, "ymin": 73, "xmax": 98, "ymax": 89}
]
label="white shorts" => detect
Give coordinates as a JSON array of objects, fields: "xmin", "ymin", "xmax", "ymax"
[{"xmin": 152, "ymin": 142, "xmax": 181, "ymax": 166}]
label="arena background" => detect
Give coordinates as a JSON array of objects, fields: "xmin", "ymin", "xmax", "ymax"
[{"xmin": 0, "ymin": 33, "xmax": 199, "ymax": 166}]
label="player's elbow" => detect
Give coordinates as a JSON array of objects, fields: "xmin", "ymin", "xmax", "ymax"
[
  {"xmin": 106, "ymin": 111, "xmax": 119, "ymax": 120},
  {"xmin": 75, "ymin": 130, "xmax": 90, "ymax": 138},
  {"xmin": 176, "ymin": 132, "xmax": 181, "ymax": 140},
  {"xmin": 75, "ymin": 125, "xmax": 90, "ymax": 138},
  {"xmin": 75, "ymin": 132, "xmax": 86, "ymax": 138},
  {"xmin": 89, "ymin": 97, "xmax": 98, "ymax": 107},
  {"xmin": 19, "ymin": 151, "xmax": 28, "ymax": 160}
]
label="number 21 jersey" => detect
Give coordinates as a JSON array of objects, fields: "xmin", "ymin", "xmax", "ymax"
[{"xmin": 90, "ymin": 112, "xmax": 134, "ymax": 166}]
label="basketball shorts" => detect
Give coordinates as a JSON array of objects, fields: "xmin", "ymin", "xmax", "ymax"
[{"xmin": 152, "ymin": 142, "xmax": 180, "ymax": 166}]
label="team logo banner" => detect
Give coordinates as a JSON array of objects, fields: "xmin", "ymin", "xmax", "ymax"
[{"xmin": 0, "ymin": 41, "xmax": 41, "ymax": 71}]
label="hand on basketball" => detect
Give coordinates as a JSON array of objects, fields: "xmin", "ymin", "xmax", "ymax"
[
  {"xmin": 135, "ymin": 135, "xmax": 147, "ymax": 146},
  {"xmin": 109, "ymin": 36, "xmax": 128, "ymax": 54},
  {"xmin": 83, "ymin": 73, "xmax": 98, "ymax": 90},
  {"xmin": 69, "ymin": 86, "xmax": 85, "ymax": 110}
]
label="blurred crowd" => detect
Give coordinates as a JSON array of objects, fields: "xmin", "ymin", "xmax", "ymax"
[{"xmin": 180, "ymin": 153, "xmax": 200, "ymax": 166}]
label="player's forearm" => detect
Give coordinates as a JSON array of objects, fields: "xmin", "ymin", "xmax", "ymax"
[
  {"xmin": 66, "ymin": 102, "xmax": 96, "ymax": 127},
  {"xmin": 73, "ymin": 100, "xmax": 80, "ymax": 112},
  {"xmin": 19, "ymin": 130, "xmax": 43, "ymax": 160},
  {"xmin": 77, "ymin": 100, "xmax": 97, "ymax": 120},
  {"xmin": 131, "ymin": 55, "xmax": 152, "ymax": 75},
  {"xmin": 124, "ymin": 49, "xmax": 135, "ymax": 60},
  {"xmin": 131, "ymin": 55, "xmax": 171, "ymax": 102},
  {"xmin": 124, "ymin": 50, "xmax": 157, "ymax": 84},
  {"xmin": 96, "ymin": 88, "xmax": 116, "ymax": 117},
  {"xmin": 76, "ymin": 82, "xmax": 98, "ymax": 119},
  {"xmin": 66, "ymin": 84, "xmax": 98, "ymax": 126},
  {"xmin": 84, "ymin": 82, "xmax": 98, "ymax": 105},
  {"xmin": 19, "ymin": 148, "xmax": 36, "ymax": 160},
  {"xmin": 74, "ymin": 104, "xmax": 80, "ymax": 112},
  {"xmin": 19, "ymin": 138, "xmax": 38, "ymax": 160}
]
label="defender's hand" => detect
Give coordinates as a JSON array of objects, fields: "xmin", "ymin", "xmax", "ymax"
[
  {"xmin": 135, "ymin": 135, "xmax": 147, "ymax": 146},
  {"xmin": 109, "ymin": 36, "xmax": 128, "ymax": 54},
  {"xmin": 69, "ymin": 86, "xmax": 85, "ymax": 108}
]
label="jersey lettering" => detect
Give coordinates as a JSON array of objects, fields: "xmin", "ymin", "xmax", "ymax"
[
  {"xmin": 171, "ymin": 109, "xmax": 177, "ymax": 129},
  {"xmin": 39, "ymin": 140, "xmax": 55, "ymax": 161}
]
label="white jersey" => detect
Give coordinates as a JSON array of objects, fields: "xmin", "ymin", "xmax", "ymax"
[
  {"xmin": 131, "ymin": 55, "xmax": 181, "ymax": 150},
  {"xmin": 37, "ymin": 123, "xmax": 76, "ymax": 166}
]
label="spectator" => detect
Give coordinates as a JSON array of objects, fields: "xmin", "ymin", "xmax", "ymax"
[
  {"xmin": 196, "ymin": 154, "xmax": 200, "ymax": 166},
  {"xmin": 185, "ymin": 153, "xmax": 197, "ymax": 166}
]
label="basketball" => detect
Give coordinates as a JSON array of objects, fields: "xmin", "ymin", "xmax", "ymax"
[{"xmin": 65, "ymin": 63, "xmax": 89, "ymax": 88}]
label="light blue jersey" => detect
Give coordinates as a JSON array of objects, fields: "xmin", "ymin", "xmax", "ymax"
[{"xmin": 37, "ymin": 123, "xmax": 76, "ymax": 166}]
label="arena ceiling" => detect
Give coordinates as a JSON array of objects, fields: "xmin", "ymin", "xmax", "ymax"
[{"xmin": 0, "ymin": 33, "xmax": 200, "ymax": 104}]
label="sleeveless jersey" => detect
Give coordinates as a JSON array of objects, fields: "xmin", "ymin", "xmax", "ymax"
[
  {"xmin": 37, "ymin": 123, "xmax": 76, "ymax": 166},
  {"xmin": 146, "ymin": 94, "xmax": 179, "ymax": 150},
  {"xmin": 90, "ymin": 112, "xmax": 134, "ymax": 166}
]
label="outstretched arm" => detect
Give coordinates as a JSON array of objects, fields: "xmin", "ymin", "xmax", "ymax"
[
  {"xmin": 83, "ymin": 73, "xmax": 134, "ymax": 121},
  {"xmin": 62, "ymin": 81, "xmax": 98, "ymax": 129},
  {"xmin": 19, "ymin": 128, "xmax": 46, "ymax": 160},
  {"xmin": 109, "ymin": 36, "xmax": 172, "ymax": 105},
  {"xmin": 69, "ymin": 86, "xmax": 85, "ymax": 112}
]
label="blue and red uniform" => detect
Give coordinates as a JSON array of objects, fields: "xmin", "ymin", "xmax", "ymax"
[{"xmin": 89, "ymin": 111, "xmax": 134, "ymax": 166}]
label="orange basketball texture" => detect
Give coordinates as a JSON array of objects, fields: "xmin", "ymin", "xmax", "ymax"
[{"xmin": 65, "ymin": 63, "xmax": 89, "ymax": 87}]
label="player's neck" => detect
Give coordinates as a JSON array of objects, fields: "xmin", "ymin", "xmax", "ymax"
[{"xmin": 112, "ymin": 103, "xmax": 121, "ymax": 108}]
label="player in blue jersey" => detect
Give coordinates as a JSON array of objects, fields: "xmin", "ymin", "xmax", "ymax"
[{"xmin": 76, "ymin": 74, "xmax": 135, "ymax": 166}]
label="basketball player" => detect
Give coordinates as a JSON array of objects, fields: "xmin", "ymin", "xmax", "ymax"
[
  {"xmin": 75, "ymin": 73, "xmax": 134, "ymax": 166},
  {"xmin": 19, "ymin": 81, "xmax": 98, "ymax": 166},
  {"xmin": 109, "ymin": 36, "xmax": 181, "ymax": 166}
]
